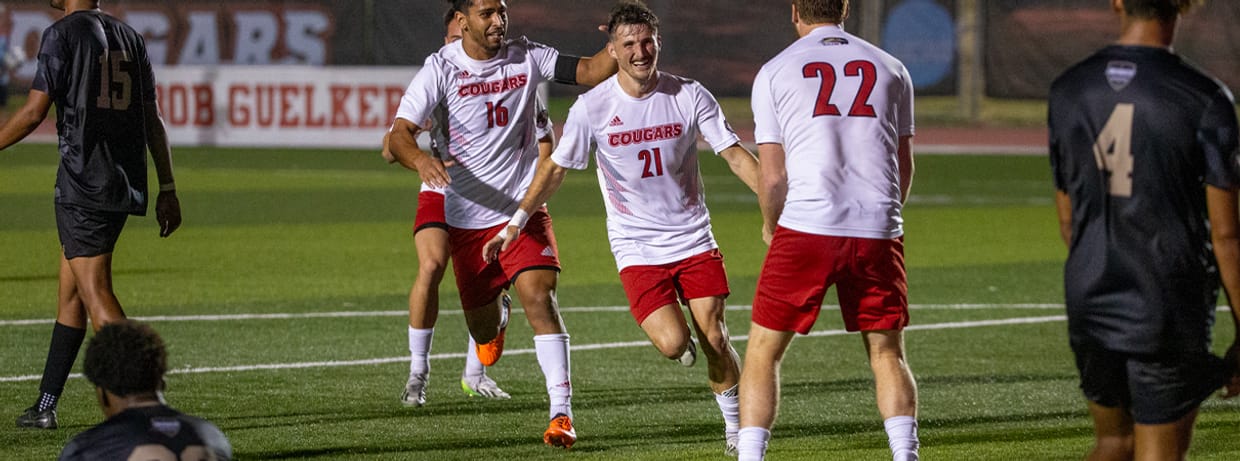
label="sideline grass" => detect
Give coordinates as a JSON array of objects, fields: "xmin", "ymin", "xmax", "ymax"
[{"xmin": 2, "ymin": 145, "xmax": 1237, "ymax": 460}]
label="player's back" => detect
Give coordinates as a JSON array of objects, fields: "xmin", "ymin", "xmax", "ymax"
[
  {"xmin": 752, "ymin": 25, "xmax": 914, "ymax": 239},
  {"xmin": 58, "ymin": 405, "xmax": 232, "ymax": 461},
  {"xmin": 37, "ymin": 10, "xmax": 155, "ymax": 214},
  {"xmin": 1049, "ymin": 45, "xmax": 1240, "ymax": 354}
]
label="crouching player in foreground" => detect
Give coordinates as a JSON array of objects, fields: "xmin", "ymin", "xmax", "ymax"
[
  {"xmin": 482, "ymin": 1, "xmax": 760, "ymax": 455},
  {"xmin": 58, "ymin": 321, "xmax": 231, "ymax": 461}
]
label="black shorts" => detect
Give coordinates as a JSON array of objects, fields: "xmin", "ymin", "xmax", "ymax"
[
  {"xmin": 56, "ymin": 203, "xmax": 129, "ymax": 259},
  {"xmin": 1072, "ymin": 342, "xmax": 1228, "ymax": 424}
]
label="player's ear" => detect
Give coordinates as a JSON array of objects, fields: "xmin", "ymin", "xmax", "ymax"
[{"xmin": 607, "ymin": 40, "xmax": 617, "ymax": 60}]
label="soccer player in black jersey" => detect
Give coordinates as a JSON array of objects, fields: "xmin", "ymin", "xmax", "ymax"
[
  {"xmin": 58, "ymin": 321, "xmax": 231, "ymax": 461},
  {"xmin": 0, "ymin": 0, "xmax": 180, "ymax": 429},
  {"xmin": 1049, "ymin": 1, "xmax": 1240, "ymax": 459}
]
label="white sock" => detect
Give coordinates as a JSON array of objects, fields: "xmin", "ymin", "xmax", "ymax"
[
  {"xmin": 534, "ymin": 333, "xmax": 572, "ymax": 420},
  {"xmin": 736, "ymin": 426, "xmax": 770, "ymax": 461},
  {"xmin": 884, "ymin": 416, "xmax": 919, "ymax": 461},
  {"xmin": 463, "ymin": 335, "xmax": 484, "ymax": 380},
  {"xmin": 407, "ymin": 327, "xmax": 433, "ymax": 377},
  {"xmin": 715, "ymin": 384, "xmax": 739, "ymax": 440}
]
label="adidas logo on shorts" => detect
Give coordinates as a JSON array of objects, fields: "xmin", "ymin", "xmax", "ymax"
[{"xmin": 541, "ymin": 246, "xmax": 556, "ymax": 257}]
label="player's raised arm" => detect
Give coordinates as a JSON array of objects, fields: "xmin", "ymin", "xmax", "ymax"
[
  {"xmin": 0, "ymin": 89, "xmax": 51, "ymax": 150},
  {"xmin": 1207, "ymin": 185, "xmax": 1240, "ymax": 398},
  {"xmin": 389, "ymin": 118, "xmax": 451, "ymax": 188},
  {"xmin": 572, "ymin": 44, "xmax": 619, "ymax": 87},
  {"xmin": 143, "ymin": 99, "xmax": 181, "ymax": 238},
  {"xmin": 719, "ymin": 144, "xmax": 760, "ymax": 194}
]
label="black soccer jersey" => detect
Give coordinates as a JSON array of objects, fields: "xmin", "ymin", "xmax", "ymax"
[
  {"xmin": 1049, "ymin": 45, "xmax": 1240, "ymax": 354},
  {"xmin": 57, "ymin": 405, "xmax": 231, "ymax": 461},
  {"xmin": 33, "ymin": 10, "xmax": 157, "ymax": 215}
]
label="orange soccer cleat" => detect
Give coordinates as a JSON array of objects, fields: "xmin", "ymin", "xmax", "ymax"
[
  {"xmin": 543, "ymin": 414, "xmax": 576, "ymax": 449},
  {"xmin": 475, "ymin": 294, "xmax": 511, "ymax": 367}
]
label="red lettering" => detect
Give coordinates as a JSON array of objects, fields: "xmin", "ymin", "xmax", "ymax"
[
  {"xmin": 305, "ymin": 85, "xmax": 326, "ymax": 128},
  {"xmin": 279, "ymin": 85, "xmax": 300, "ymax": 128},
  {"xmin": 192, "ymin": 85, "xmax": 214, "ymax": 127},
  {"xmin": 330, "ymin": 85, "xmax": 352, "ymax": 127},
  {"xmin": 358, "ymin": 85, "xmax": 380, "ymax": 128},
  {"xmin": 168, "ymin": 85, "xmax": 188, "ymax": 125},
  {"xmin": 256, "ymin": 85, "xmax": 275, "ymax": 127},
  {"xmin": 385, "ymin": 86, "xmax": 404, "ymax": 122},
  {"xmin": 229, "ymin": 85, "xmax": 250, "ymax": 126}
]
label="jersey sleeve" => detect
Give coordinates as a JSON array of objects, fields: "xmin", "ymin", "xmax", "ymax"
[
  {"xmin": 1200, "ymin": 87, "xmax": 1240, "ymax": 190},
  {"xmin": 691, "ymin": 82, "xmax": 740, "ymax": 154},
  {"xmin": 550, "ymin": 96, "xmax": 594, "ymax": 170},
  {"xmin": 524, "ymin": 38, "xmax": 562, "ymax": 83},
  {"xmin": 896, "ymin": 65, "xmax": 915, "ymax": 137},
  {"xmin": 394, "ymin": 55, "xmax": 445, "ymax": 128},
  {"xmin": 31, "ymin": 26, "xmax": 64, "ymax": 95},
  {"xmin": 751, "ymin": 65, "xmax": 781, "ymax": 145}
]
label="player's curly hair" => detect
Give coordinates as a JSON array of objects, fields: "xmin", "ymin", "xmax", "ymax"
[
  {"xmin": 795, "ymin": 0, "xmax": 848, "ymax": 25},
  {"xmin": 607, "ymin": 1, "xmax": 659, "ymax": 37},
  {"xmin": 1124, "ymin": 0, "xmax": 1201, "ymax": 20},
  {"xmin": 83, "ymin": 320, "xmax": 167, "ymax": 397}
]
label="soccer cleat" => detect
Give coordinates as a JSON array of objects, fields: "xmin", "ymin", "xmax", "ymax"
[
  {"xmin": 675, "ymin": 336, "xmax": 698, "ymax": 367},
  {"xmin": 461, "ymin": 375, "xmax": 511, "ymax": 399},
  {"xmin": 400, "ymin": 374, "xmax": 428, "ymax": 407},
  {"xmin": 543, "ymin": 414, "xmax": 577, "ymax": 449},
  {"xmin": 476, "ymin": 294, "xmax": 512, "ymax": 367},
  {"xmin": 725, "ymin": 435, "xmax": 739, "ymax": 457},
  {"xmin": 16, "ymin": 406, "xmax": 57, "ymax": 430}
]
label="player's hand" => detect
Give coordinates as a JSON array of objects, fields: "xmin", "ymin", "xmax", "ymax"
[
  {"xmin": 155, "ymin": 190, "xmax": 181, "ymax": 238},
  {"xmin": 413, "ymin": 154, "xmax": 452, "ymax": 189},
  {"xmin": 380, "ymin": 146, "xmax": 397, "ymax": 164},
  {"xmin": 482, "ymin": 225, "xmax": 520, "ymax": 264},
  {"xmin": 1223, "ymin": 340, "xmax": 1240, "ymax": 398},
  {"xmin": 762, "ymin": 223, "xmax": 775, "ymax": 246}
]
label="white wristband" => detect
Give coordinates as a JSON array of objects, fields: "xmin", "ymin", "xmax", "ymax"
[
  {"xmin": 159, "ymin": 182, "xmax": 176, "ymax": 192},
  {"xmin": 508, "ymin": 209, "xmax": 530, "ymax": 229}
]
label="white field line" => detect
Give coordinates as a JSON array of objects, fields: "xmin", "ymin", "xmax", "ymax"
[
  {"xmin": 0, "ymin": 303, "xmax": 1073, "ymax": 327},
  {"xmin": 0, "ymin": 315, "xmax": 1065, "ymax": 383}
]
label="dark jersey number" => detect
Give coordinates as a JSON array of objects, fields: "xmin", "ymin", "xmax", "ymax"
[
  {"xmin": 801, "ymin": 60, "xmax": 878, "ymax": 118},
  {"xmin": 638, "ymin": 147, "xmax": 664, "ymax": 178},
  {"xmin": 96, "ymin": 50, "xmax": 133, "ymax": 111}
]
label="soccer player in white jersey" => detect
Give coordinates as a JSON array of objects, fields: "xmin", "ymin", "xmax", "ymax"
[
  {"xmin": 736, "ymin": 1, "xmax": 919, "ymax": 460},
  {"xmin": 387, "ymin": 0, "xmax": 617, "ymax": 448},
  {"xmin": 482, "ymin": 1, "xmax": 759, "ymax": 455},
  {"xmin": 381, "ymin": 7, "xmax": 512, "ymax": 409}
]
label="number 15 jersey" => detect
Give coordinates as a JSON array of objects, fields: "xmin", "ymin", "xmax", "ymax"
[
  {"xmin": 751, "ymin": 25, "xmax": 914, "ymax": 240},
  {"xmin": 551, "ymin": 73, "xmax": 739, "ymax": 270}
]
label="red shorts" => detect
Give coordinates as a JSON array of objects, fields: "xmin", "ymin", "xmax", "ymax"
[
  {"xmin": 752, "ymin": 226, "xmax": 908, "ymax": 334},
  {"xmin": 413, "ymin": 191, "xmax": 447, "ymax": 233},
  {"xmin": 618, "ymin": 249, "xmax": 730, "ymax": 324},
  {"xmin": 449, "ymin": 208, "xmax": 560, "ymax": 309}
]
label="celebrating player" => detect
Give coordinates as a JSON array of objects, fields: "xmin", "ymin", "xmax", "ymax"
[
  {"xmin": 387, "ymin": 0, "xmax": 617, "ymax": 448},
  {"xmin": 57, "ymin": 321, "xmax": 231, "ymax": 461},
  {"xmin": 482, "ymin": 1, "xmax": 758, "ymax": 455},
  {"xmin": 1, "ymin": 0, "xmax": 181, "ymax": 430},
  {"xmin": 383, "ymin": 6, "xmax": 513, "ymax": 408},
  {"xmin": 736, "ymin": 1, "xmax": 920, "ymax": 460},
  {"xmin": 1049, "ymin": 1, "xmax": 1240, "ymax": 459}
]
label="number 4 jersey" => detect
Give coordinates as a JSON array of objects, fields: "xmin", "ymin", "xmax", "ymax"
[
  {"xmin": 751, "ymin": 25, "xmax": 914, "ymax": 240},
  {"xmin": 551, "ymin": 73, "xmax": 739, "ymax": 270},
  {"xmin": 1050, "ymin": 45, "xmax": 1240, "ymax": 354}
]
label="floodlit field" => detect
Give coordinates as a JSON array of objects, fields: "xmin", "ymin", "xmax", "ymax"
[{"xmin": 2, "ymin": 145, "xmax": 1237, "ymax": 460}]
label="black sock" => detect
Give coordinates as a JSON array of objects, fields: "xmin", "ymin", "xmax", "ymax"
[{"xmin": 35, "ymin": 322, "xmax": 87, "ymax": 411}]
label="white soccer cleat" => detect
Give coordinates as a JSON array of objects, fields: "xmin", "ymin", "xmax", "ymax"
[
  {"xmin": 461, "ymin": 375, "xmax": 511, "ymax": 399},
  {"xmin": 725, "ymin": 435, "xmax": 739, "ymax": 457},
  {"xmin": 401, "ymin": 373, "xmax": 428, "ymax": 407},
  {"xmin": 675, "ymin": 336, "xmax": 698, "ymax": 367}
]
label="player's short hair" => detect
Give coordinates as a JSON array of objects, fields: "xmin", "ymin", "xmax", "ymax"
[
  {"xmin": 1123, "ymin": 0, "xmax": 1200, "ymax": 20},
  {"xmin": 448, "ymin": 0, "xmax": 474, "ymax": 16},
  {"xmin": 607, "ymin": 1, "xmax": 659, "ymax": 38},
  {"xmin": 444, "ymin": 6, "xmax": 457, "ymax": 29},
  {"xmin": 83, "ymin": 320, "xmax": 167, "ymax": 397},
  {"xmin": 795, "ymin": 0, "xmax": 848, "ymax": 25}
]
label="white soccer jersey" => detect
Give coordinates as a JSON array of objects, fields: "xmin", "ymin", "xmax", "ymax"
[
  {"xmin": 417, "ymin": 99, "xmax": 552, "ymax": 196},
  {"xmin": 752, "ymin": 25, "xmax": 914, "ymax": 239},
  {"xmin": 552, "ymin": 73, "xmax": 740, "ymax": 270},
  {"xmin": 397, "ymin": 37, "xmax": 559, "ymax": 228}
]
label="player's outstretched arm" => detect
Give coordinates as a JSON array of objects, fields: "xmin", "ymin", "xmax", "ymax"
[
  {"xmin": 719, "ymin": 143, "xmax": 761, "ymax": 194},
  {"xmin": 389, "ymin": 118, "xmax": 450, "ymax": 188},
  {"xmin": 482, "ymin": 136, "xmax": 567, "ymax": 264},
  {"xmin": 574, "ymin": 44, "xmax": 619, "ymax": 87},
  {"xmin": 0, "ymin": 89, "xmax": 51, "ymax": 151},
  {"xmin": 143, "ymin": 99, "xmax": 181, "ymax": 238},
  {"xmin": 757, "ymin": 143, "xmax": 788, "ymax": 245},
  {"xmin": 1207, "ymin": 185, "xmax": 1240, "ymax": 398}
]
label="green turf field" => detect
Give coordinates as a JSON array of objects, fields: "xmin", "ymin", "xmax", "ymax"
[{"xmin": 1, "ymin": 145, "xmax": 1237, "ymax": 460}]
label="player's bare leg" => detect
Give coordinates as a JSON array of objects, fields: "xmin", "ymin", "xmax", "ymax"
[
  {"xmin": 862, "ymin": 329, "xmax": 919, "ymax": 460},
  {"xmin": 1085, "ymin": 402, "xmax": 1135, "ymax": 461},
  {"xmin": 686, "ymin": 295, "xmax": 742, "ymax": 455},
  {"xmin": 1133, "ymin": 408, "xmax": 1198, "ymax": 461},
  {"xmin": 639, "ymin": 303, "xmax": 696, "ymax": 365},
  {"xmin": 512, "ymin": 269, "xmax": 575, "ymax": 448},
  {"xmin": 737, "ymin": 322, "xmax": 795, "ymax": 460},
  {"xmin": 402, "ymin": 227, "xmax": 449, "ymax": 407},
  {"xmin": 65, "ymin": 252, "xmax": 126, "ymax": 328}
]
